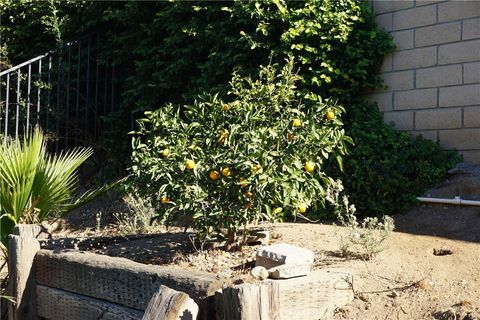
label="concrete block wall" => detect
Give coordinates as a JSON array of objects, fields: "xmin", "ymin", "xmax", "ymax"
[{"xmin": 368, "ymin": 0, "xmax": 480, "ymax": 163}]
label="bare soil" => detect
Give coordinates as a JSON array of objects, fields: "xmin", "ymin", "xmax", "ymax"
[{"xmin": 47, "ymin": 203, "xmax": 480, "ymax": 320}]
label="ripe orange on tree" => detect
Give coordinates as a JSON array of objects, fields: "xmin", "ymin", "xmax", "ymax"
[
  {"xmin": 209, "ymin": 170, "xmax": 220, "ymax": 181},
  {"xmin": 304, "ymin": 161, "xmax": 315, "ymax": 173},
  {"xmin": 326, "ymin": 110, "xmax": 335, "ymax": 120},
  {"xmin": 185, "ymin": 159, "xmax": 196, "ymax": 170}
]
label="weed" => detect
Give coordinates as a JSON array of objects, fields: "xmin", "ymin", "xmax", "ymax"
[
  {"xmin": 114, "ymin": 193, "xmax": 158, "ymax": 235},
  {"xmin": 328, "ymin": 180, "xmax": 395, "ymax": 260}
]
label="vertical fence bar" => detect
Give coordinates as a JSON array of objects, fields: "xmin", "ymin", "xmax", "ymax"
[
  {"xmin": 15, "ymin": 69, "xmax": 20, "ymax": 142},
  {"xmin": 75, "ymin": 41, "xmax": 81, "ymax": 147},
  {"xmin": 85, "ymin": 37, "xmax": 91, "ymax": 145},
  {"xmin": 26, "ymin": 64, "xmax": 31, "ymax": 137},
  {"xmin": 94, "ymin": 35, "xmax": 100, "ymax": 141},
  {"xmin": 37, "ymin": 59, "xmax": 42, "ymax": 125},
  {"xmin": 4, "ymin": 73, "xmax": 10, "ymax": 140},
  {"xmin": 111, "ymin": 65, "xmax": 115, "ymax": 114},
  {"xmin": 46, "ymin": 56, "xmax": 52, "ymax": 131},
  {"xmin": 56, "ymin": 52, "xmax": 62, "ymax": 152},
  {"xmin": 103, "ymin": 64, "xmax": 108, "ymax": 128},
  {"xmin": 65, "ymin": 46, "xmax": 71, "ymax": 149}
]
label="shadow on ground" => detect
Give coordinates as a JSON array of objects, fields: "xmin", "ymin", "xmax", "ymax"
[
  {"xmin": 104, "ymin": 232, "xmax": 196, "ymax": 264},
  {"xmin": 394, "ymin": 164, "xmax": 480, "ymax": 243},
  {"xmin": 395, "ymin": 204, "xmax": 480, "ymax": 243}
]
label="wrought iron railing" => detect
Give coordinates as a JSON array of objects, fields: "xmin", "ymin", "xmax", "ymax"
[{"xmin": 0, "ymin": 33, "xmax": 117, "ymax": 152}]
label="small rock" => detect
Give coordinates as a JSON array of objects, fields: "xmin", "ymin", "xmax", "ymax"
[
  {"xmin": 433, "ymin": 248, "xmax": 453, "ymax": 256},
  {"xmin": 387, "ymin": 291, "xmax": 399, "ymax": 298},
  {"xmin": 357, "ymin": 294, "xmax": 369, "ymax": 303},
  {"xmin": 268, "ymin": 264, "xmax": 311, "ymax": 279},
  {"xmin": 256, "ymin": 243, "xmax": 314, "ymax": 269},
  {"xmin": 250, "ymin": 266, "xmax": 269, "ymax": 280}
]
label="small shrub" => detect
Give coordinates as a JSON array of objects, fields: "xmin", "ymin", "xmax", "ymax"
[
  {"xmin": 129, "ymin": 60, "xmax": 351, "ymax": 243},
  {"xmin": 114, "ymin": 193, "xmax": 158, "ymax": 235},
  {"xmin": 327, "ymin": 180, "xmax": 395, "ymax": 260}
]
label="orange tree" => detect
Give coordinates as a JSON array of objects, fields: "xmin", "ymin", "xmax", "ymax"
[{"xmin": 129, "ymin": 60, "xmax": 351, "ymax": 242}]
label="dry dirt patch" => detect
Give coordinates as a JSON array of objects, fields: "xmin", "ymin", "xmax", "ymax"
[{"xmin": 49, "ymin": 205, "xmax": 480, "ymax": 320}]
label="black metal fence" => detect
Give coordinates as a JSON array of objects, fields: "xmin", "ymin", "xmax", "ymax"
[{"xmin": 0, "ymin": 33, "xmax": 118, "ymax": 151}]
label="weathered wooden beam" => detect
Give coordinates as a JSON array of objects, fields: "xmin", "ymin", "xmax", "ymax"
[
  {"xmin": 219, "ymin": 282, "xmax": 280, "ymax": 320},
  {"xmin": 216, "ymin": 269, "xmax": 354, "ymax": 320},
  {"xmin": 36, "ymin": 285, "xmax": 143, "ymax": 320},
  {"xmin": 35, "ymin": 249, "xmax": 225, "ymax": 319},
  {"xmin": 7, "ymin": 233, "xmax": 41, "ymax": 320},
  {"xmin": 142, "ymin": 285, "xmax": 198, "ymax": 320}
]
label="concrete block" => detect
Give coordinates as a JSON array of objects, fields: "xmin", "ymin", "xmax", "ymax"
[
  {"xmin": 376, "ymin": 13, "xmax": 393, "ymax": 31},
  {"xmin": 439, "ymin": 84, "xmax": 480, "ymax": 107},
  {"xmin": 393, "ymin": 47, "xmax": 437, "ymax": 70},
  {"xmin": 391, "ymin": 30, "xmax": 414, "ymax": 50},
  {"xmin": 461, "ymin": 150, "xmax": 480, "ymax": 164},
  {"xmin": 438, "ymin": 40, "xmax": 480, "ymax": 64},
  {"xmin": 463, "ymin": 18, "xmax": 480, "ymax": 40},
  {"xmin": 372, "ymin": 0, "xmax": 414, "ymax": 14},
  {"xmin": 393, "ymin": 5, "xmax": 436, "ymax": 30},
  {"xmin": 411, "ymin": 130, "xmax": 438, "ymax": 141},
  {"xmin": 384, "ymin": 110, "xmax": 414, "ymax": 130},
  {"xmin": 439, "ymin": 128, "xmax": 480, "ymax": 149},
  {"xmin": 415, "ymin": 0, "xmax": 447, "ymax": 6},
  {"xmin": 367, "ymin": 92, "xmax": 393, "ymax": 112},
  {"xmin": 268, "ymin": 264, "xmax": 312, "ymax": 279},
  {"xmin": 464, "ymin": 62, "xmax": 480, "ymax": 84},
  {"xmin": 415, "ymin": 22, "xmax": 461, "ymax": 47},
  {"xmin": 255, "ymin": 243, "xmax": 314, "ymax": 269},
  {"xmin": 438, "ymin": 1, "xmax": 480, "ymax": 22},
  {"xmin": 416, "ymin": 65, "xmax": 462, "ymax": 88},
  {"xmin": 394, "ymin": 88, "xmax": 437, "ymax": 110},
  {"xmin": 380, "ymin": 53, "xmax": 393, "ymax": 72},
  {"xmin": 383, "ymin": 70, "xmax": 414, "ymax": 90},
  {"xmin": 463, "ymin": 106, "xmax": 480, "ymax": 127},
  {"xmin": 415, "ymin": 108, "xmax": 462, "ymax": 130}
]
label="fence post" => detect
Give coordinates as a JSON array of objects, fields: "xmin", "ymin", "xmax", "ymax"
[{"xmin": 7, "ymin": 224, "xmax": 41, "ymax": 320}]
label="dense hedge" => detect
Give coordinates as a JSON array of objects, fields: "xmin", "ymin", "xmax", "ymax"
[{"xmin": 1, "ymin": 0, "xmax": 460, "ymax": 217}]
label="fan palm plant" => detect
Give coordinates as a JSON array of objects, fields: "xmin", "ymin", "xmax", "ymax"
[{"xmin": 0, "ymin": 128, "xmax": 118, "ymax": 247}]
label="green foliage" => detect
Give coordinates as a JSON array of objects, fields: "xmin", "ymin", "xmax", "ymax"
[
  {"xmin": 4, "ymin": 0, "xmax": 460, "ymax": 218},
  {"xmin": 0, "ymin": 0, "xmax": 73, "ymax": 64},
  {"xmin": 342, "ymin": 100, "xmax": 461, "ymax": 216},
  {"xmin": 0, "ymin": 128, "xmax": 118, "ymax": 247},
  {"xmin": 130, "ymin": 61, "xmax": 350, "ymax": 241}
]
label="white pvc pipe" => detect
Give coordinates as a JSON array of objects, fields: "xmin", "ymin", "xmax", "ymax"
[{"xmin": 417, "ymin": 196, "xmax": 480, "ymax": 206}]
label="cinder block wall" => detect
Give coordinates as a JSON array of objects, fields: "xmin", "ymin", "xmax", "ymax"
[{"xmin": 368, "ymin": 0, "xmax": 480, "ymax": 163}]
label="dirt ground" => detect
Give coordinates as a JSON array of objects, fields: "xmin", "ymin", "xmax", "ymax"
[
  {"xmin": 46, "ymin": 203, "xmax": 480, "ymax": 320},
  {"xmin": 5, "ymin": 165, "xmax": 478, "ymax": 319}
]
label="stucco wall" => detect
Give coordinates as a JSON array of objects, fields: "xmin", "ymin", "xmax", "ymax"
[{"xmin": 368, "ymin": 0, "xmax": 480, "ymax": 163}]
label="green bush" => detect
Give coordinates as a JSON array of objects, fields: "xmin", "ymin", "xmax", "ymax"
[
  {"xmin": 341, "ymin": 100, "xmax": 461, "ymax": 217},
  {"xmin": 4, "ymin": 0, "xmax": 460, "ymax": 218},
  {"xmin": 129, "ymin": 61, "xmax": 350, "ymax": 241}
]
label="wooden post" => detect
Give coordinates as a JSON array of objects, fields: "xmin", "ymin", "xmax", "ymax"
[
  {"xmin": 7, "ymin": 225, "xmax": 41, "ymax": 320},
  {"xmin": 13, "ymin": 225, "xmax": 42, "ymax": 239},
  {"xmin": 142, "ymin": 285, "xmax": 199, "ymax": 320},
  {"xmin": 219, "ymin": 282, "xmax": 280, "ymax": 320}
]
